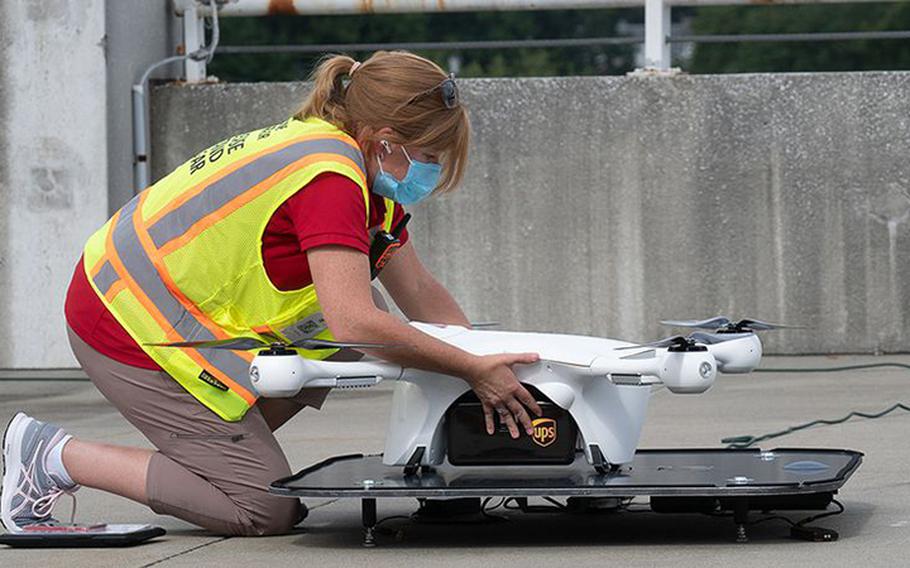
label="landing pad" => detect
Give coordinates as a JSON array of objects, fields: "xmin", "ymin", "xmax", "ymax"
[
  {"xmin": 272, "ymin": 448, "xmax": 862, "ymax": 498},
  {"xmin": 271, "ymin": 448, "xmax": 862, "ymax": 545}
]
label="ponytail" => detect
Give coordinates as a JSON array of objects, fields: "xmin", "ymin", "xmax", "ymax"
[{"xmin": 294, "ymin": 54, "xmax": 356, "ymax": 128}]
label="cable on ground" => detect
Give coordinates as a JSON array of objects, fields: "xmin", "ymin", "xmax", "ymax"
[
  {"xmin": 722, "ymin": 361, "xmax": 910, "ymax": 448},
  {"xmin": 723, "ymin": 402, "xmax": 910, "ymax": 449}
]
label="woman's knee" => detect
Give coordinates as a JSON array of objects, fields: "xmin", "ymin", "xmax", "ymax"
[{"xmin": 231, "ymin": 496, "xmax": 303, "ymax": 536}]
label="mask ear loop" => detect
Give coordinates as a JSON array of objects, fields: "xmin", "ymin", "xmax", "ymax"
[
  {"xmin": 377, "ymin": 139, "xmax": 393, "ymax": 174},
  {"xmin": 377, "ymin": 140, "xmax": 413, "ymax": 173}
]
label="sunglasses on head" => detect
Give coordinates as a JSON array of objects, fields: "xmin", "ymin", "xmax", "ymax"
[{"xmin": 407, "ymin": 73, "xmax": 460, "ymax": 110}]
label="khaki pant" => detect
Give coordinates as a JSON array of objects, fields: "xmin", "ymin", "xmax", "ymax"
[{"xmin": 68, "ymin": 326, "xmax": 331, "ymax": 536}]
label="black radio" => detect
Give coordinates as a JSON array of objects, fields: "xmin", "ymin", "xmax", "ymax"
[
  {"xmin": 446, "ymin": 385, "xmax": 578, "ymax": 466},
  {"xmin": 369, "ymin": 213, "xmax": 411, "ymax": 280}
]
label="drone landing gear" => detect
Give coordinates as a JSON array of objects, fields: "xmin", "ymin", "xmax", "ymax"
[
  {"xmin": 588, "ymin": 444, "xmax": 619, "ymax": 475},
  {"xmin": 403, "ymin": 447, "xmax": 427, "ymax": 477}
]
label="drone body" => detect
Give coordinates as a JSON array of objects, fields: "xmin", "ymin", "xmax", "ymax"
[{"xmin": 245, "ymin": 318, "xmax": 771, "ymax": 470}]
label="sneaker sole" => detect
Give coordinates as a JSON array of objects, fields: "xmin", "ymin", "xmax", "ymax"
[{"xmin": 1, "ymin": 412, "xmax": 29, "ymax": 534}]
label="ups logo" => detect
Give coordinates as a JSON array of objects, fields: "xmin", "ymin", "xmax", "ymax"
[{"xmin": 531, "ymin": 418, "xmax": 557, "ymax": 447}]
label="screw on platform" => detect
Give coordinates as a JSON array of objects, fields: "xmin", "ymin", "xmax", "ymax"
[
  {"xmin": 732, "ymin": 498, "xmax": 750, "ymax": 543},
  {"xmin": 736, "ymin": 523, "xmax": 749, "ymax": 543},
  {"xmin": 363, "ymin": 526, "xmax": 376, "ymax": 547}
]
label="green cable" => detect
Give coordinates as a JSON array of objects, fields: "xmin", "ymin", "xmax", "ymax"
[
  {"xmin": 724, "ymin": 361, "xmax": 910, "ymax": 448},
  {"xmin": 722, "ymin": 402, "xmax": 910, "ymax": 448}
]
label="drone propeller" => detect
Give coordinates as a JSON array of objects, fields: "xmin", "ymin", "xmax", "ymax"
[
  {"xmin": 148, "ymin": 337, "xmax": 263, "ymax": 350},
  {"xmin": 660, "ymin": 316, "xmax": 803, "ymax": 333},
  {"xmin": 148, "ymin": 336, "xmax": 393, "ymax": 351},
  {"xmin": 615, "ymin": 329, "xmax": 763, "ymax": 353},
  {"xmin": 615, "ymin": 335, "xmax": 699, "ymax": 351},
  {"xmin": 687, "ymin": 331, "xmax": 751, "ymax": 345},
  {"xmin": 289, "ymin": 337, "xmax": 392, "ymax": 350}
]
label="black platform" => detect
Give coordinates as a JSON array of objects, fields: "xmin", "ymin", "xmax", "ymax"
[
  {"xmin": 0, "ymin": 524, "xmax": 166, "ymax": 548},
  {"xmin": 271, "ymin": 448, "xmax": 862, "ymax": 545}
]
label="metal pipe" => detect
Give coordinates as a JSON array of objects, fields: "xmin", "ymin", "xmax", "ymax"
[
  {"xmin": 644, "ymin": 0, "xmax": 670, "ymax": 69},
  {"xmin": 215, "ymin": 28, "xmax": 910, "ymax": 56},
  {"xmin": 669, "ymin": 30, "xmax": 910, "ymax": 43},
  {"xmin": 134, "ymin": 3, "xmax": 221, "ymax": 193},
  {"xmin": 174, "ymin": 0, "xmax": 642, "ymax": 15},
  {"xmin": 217, "ymin": 36, "xmax": 643, "ymax": 54},
  {"xmin": 183, "ymin": 4, "xmax": 207, "ymax": 82},
  {"xmin": 132, "ymin": 56, "xmax": 190, "ymax": 192},
  {"xmin": 173, "ymin": 0, "xmax": 895, "ymax": 15}
]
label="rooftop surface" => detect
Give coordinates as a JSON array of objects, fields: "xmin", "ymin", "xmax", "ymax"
[{"xmin": 2, "ymin": 354, "xmax": 908, "ymax": 567}]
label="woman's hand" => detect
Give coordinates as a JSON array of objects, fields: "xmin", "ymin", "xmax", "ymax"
[{"xmin": 465, "ymin": 353, "xmax": 543, "ymax": 439}]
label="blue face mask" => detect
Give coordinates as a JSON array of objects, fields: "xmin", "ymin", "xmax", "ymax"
[{"xmin": 371, "ymin": 143, "xmax": 442, "ymax": 206}]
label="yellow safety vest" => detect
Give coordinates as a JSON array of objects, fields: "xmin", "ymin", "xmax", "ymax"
[{"xmin": 82, "ymin": 117, "xmax": 396, "ymax": 421}]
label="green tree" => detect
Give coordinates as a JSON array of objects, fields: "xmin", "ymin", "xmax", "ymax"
[
  {"xmin": 689, "ymin": 3, "xmax": 910, "ymax": 74},
  {"xmin": 208, "ymin": 10, "xmax": 639, "ymax": 82}
]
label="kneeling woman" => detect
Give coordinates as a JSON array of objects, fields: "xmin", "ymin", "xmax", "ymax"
[{"xmin": 1, "ymin": 51, "xmax": 542, "ymax": 536}]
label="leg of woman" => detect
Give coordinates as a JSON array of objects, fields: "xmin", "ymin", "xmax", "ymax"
[
  {"xmin": 62, "ymin": 440, "xmax": 153, "ymax": 504},
  {"xmin": 65, "ymin": 327, "xmax": 302, "ymax": 535}
]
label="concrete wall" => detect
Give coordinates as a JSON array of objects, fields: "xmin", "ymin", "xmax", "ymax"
[
  {"xmin": 0, "ymin": 0, "xmax": 110, "ymax": 368},
  {"xmin": 0, "ymin": 0, "xmax": 182, "ymax": 369},
  {"xmin": 0, "ymin": 1, "xmax": 9, "ymax": 369},
  {"xmin": 105, "ymin": 0, "xmax": 180, "ymax": 214},
  {"xmin": 151, "ymin": 72, "xmax": 910, "ymax": 354}
]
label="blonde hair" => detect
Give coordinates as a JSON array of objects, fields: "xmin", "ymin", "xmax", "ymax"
[{"xmin": 294, "ymin": 51, "xmax": 470, "ymax": 194}]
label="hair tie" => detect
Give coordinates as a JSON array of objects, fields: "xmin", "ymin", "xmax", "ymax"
[{"xmin": 349, "ymin": 61, "xmax": 362, "ymax": 76}]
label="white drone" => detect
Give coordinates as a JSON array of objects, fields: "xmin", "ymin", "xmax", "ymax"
[{"xmin": 164, "ymin": 317, "xmax": 794, "ymax": 473}]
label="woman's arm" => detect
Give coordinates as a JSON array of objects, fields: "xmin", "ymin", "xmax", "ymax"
[
  {"xmin": 377, "ymin": 241, "xmax": 470, "ymax": 327},
  {"xmin": 307, "ymin": 245, "xmax": 541, "ymax": 437}
]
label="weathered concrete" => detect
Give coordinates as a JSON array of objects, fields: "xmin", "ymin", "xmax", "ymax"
[
  {"xmin": 104, "ymin": 0, "xmax": 180, "ymax": 214},
  {"xmin": 0, "ymin": 0, "xmax": 109, "ymax": 368},
  {"xmin": 151, "ymin": 73, "xmax": 910, "ymax": 354},
  {"xmin": 1, "ymin": 355, "xmax": 909, "ymax": 565},
  {"xmin": 0, "ymin": 0, "xmax": 11, "ymax": 369}
]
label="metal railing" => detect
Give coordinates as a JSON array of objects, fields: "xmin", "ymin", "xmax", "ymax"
[
  {"xmin": 172, "ymin": 0, "xmax": 900, "ymax": 80},
  {"xmin": 133, "ymin": 0, "xmax": 905, "ymax": 193}
]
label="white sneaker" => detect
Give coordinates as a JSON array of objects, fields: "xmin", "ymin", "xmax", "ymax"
[{"xmin": 1, "ymin": 412, "xmax": 79, "ymax": 533}]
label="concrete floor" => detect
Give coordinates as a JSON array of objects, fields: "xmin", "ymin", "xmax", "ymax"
[{"xmin": 1, "ymin": 354, "xmax": 908, "ymax": 567}]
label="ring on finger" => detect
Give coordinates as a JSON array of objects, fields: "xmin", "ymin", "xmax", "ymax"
[{"xmin": 496, "ymin": 407, "xmax": 510, "ymax": 416}]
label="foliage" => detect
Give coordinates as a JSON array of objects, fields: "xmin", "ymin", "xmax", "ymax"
[
  {"xmin": 206, "ymin": 5, "xmax": 910, "ymax": 81},
  {"xmin": 689, "ymin": 3, "xmax": 910, "ymax": 74},
  {"xmin": 207, "ymin": 10, "xmax": 639, "ymax": 82}
]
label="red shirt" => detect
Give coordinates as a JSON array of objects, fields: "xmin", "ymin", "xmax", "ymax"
[{"xmin": 65, "ymin": 173, "xmax": 408, "ymax": 369}]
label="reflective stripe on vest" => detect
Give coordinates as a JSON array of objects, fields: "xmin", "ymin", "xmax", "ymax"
[
  {"xmin": 147, "ymin": 137, "xmax": 366, "ymax": 251},
  {"xmin": 83, "ymin": 118, "xmax": 383, "ymax": 421},
  {"xmin": 104, "ymin": 195, "xmax": 258, "ymax": 403},
  {"xmin": 92, "ymin": 261, "xmax": 119, "ymax": 296},
  {"xmin": 382, "ymin": 195, "xmax": 396, "ymax": 233}
]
